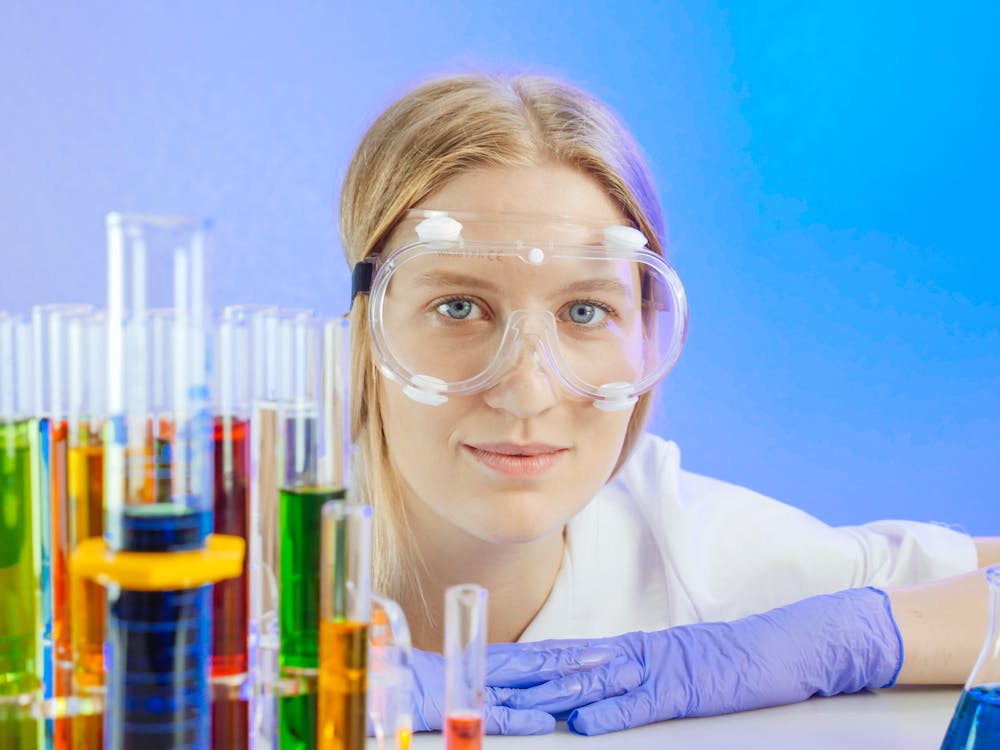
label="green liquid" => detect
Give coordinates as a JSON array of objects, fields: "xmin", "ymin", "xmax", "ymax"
[
  {"xmin": 0, "ymin": 419, "xmax": 41, "ymax": 749},
  {"xmin": 278, "ymin": 486, "xmax": 344, "ymax": 750}
]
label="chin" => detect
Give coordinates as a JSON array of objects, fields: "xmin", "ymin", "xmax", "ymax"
[{"xmin": 466, "ymin": 493, "xmax": 574, "ymax": 545}]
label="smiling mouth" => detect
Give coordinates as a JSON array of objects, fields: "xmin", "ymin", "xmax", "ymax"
[{"xmin": 463, "ymin": 443, "xmax": 569, "ymax": 478}]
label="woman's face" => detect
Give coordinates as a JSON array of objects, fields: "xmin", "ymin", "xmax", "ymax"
[{"xmin": 379, "ymin": 163, "xmax": 636, "ymax": 546}]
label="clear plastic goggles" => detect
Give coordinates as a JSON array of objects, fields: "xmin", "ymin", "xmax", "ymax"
[{"xmin": 351, "ymin": 210, "xmax": 688, "ymax": 410}]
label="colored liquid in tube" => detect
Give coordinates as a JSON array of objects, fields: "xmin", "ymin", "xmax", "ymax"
[
  {"xmin": 279, "ymin": 486, "xmax": 344, "ymax": 750},
  {"xmin": 212, "ymin": 416, "xmax": 250, "ymax": 750},
  {"xmin": 940, "ymin": 685, "xmax": 1000, "ymax": 750},
  {"xmin": 69, "ymin": 429, "xmax": 105, "ymax": 750},
  {"xmin": 445, "ymin": 713, "xmax": 483, "ymax": 750},
  {"xmin": 1, "ymin": 419, "xmax": 41, "ymax": 749},
  {"xmin": 105, "ymin": 506, "xmax": 212, "ymax": 750},
  {"xmin": 317, "ymin": 620, "xmax": 368, "ymax": 750},
  {"xmin": 48, "ymin": 420, "xmax": 72, "ymax": 748},
  {"xmin": 69, "ymin": 434, "xmax": 105, "ymax": 692},
  {"xmin": 279, "ymin": 487, "xmax": 344, "ymax": 670}
]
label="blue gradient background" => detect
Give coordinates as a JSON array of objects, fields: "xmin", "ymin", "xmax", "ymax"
[{"xmin": 1, "ymin": 2, "xmax": 996, "ymax": 533}]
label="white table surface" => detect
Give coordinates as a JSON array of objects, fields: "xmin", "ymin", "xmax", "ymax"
[{"xmin": 383, "ymin": 687, "xmax": 961, "ymax": 750}]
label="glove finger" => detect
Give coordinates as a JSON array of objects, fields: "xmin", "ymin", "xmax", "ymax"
[
  {"xmin": 484, "ymin": 706, "xmax": 557, "ymax": 735},
  {"xmin": 567, "ymin": 688, "xmax": 659, "ymax": 736},
  {"xmin": 500, "ymin": 656, "xmax": 642, "ymax": 713},
  {"xmin": 487, "ymin": 644, "xmax": 620, "ymax": 688}
]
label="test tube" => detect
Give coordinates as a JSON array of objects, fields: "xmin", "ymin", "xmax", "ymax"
[
  {"xmin": 0, "ymin": 312, "xmax": 43, "ymax": 749},
  {"xmin": 444, "ymin": 585, "xmax": 487, "ymax": 750},
  {"xmin": 213, "ymin": 304, "xmax": 275, "ymax": 749},
  {"xmin": 32, "ymin": 302, "xmax": 94, "ymax": 748},
  {"xmin": 317, "ymin": 500, "xmax": 371, "ymax": 750},
  {"xmin": 248, "ymin": 306, "xmax": 284, "ymax": 750},
  {"xmin": 103, "ymin": 213, "xmax": 215, "ymax": 749},
  {"xmin": 276, "ymin": 310, "xmax": 336, "ymax": 750},
  {"xmin": 65, "ymin": 310, "xmax": 106, "ymax": 750},
  {"xmin": 367, "ymin": 595, "xmax": 413, "ymax": 750}
]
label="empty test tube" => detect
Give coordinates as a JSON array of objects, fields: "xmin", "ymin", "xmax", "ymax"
[
  {"xmin": 368, "ymin": 595, "xmax": 413, "ymax": 750},
  {"xmin": 444, "ymin": 585, "xmax": 487, "ymax": 750}
]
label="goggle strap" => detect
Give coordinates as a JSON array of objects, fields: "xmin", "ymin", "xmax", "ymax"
[{"xmin": 351, "ymin": 260, "xmax": 376, "ymax": 305}]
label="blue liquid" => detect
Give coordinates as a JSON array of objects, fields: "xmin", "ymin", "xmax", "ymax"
[
  {"xmin": 104, "ymin": 506, "xmax": 213, "ymax": 750},
  {"xmin": 940, "ymin": 685, "xmax": 1000, "ymax": 750}
]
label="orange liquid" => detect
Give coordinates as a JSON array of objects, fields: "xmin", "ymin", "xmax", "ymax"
[
  {"xmin": 70, "ymin": 716, "xmax": 102, "ymax": 750},
  {"xmin": 317, "ymin": 620, "xmax": 368, "ymax": 750},
  {"xmin": 69, "ymin": 434, "xmax": 105, "ymax": 750},
  {"xmin": 445, "ymin": 713, "xmax": 482, "ymax": 750},
  {"xmin": 70, "ymin": 438, "xmax": 105, "ymax": 692},
  {"xmin": 49, "ymin": 421, "xmax": 71, "ymax": 749}
]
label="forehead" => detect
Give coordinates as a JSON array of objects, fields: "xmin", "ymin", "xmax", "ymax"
[{"xmin": 384, "ymin": 164, "xmax": 628, "ymax": 250}]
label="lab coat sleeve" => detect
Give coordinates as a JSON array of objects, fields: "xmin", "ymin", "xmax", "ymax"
[{"xmin": 626, "ymin": 435, "xmax": 979, "ymax": 624}]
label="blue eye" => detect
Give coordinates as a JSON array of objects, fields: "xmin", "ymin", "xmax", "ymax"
[
  {"xmin": 566, "ymin": 302, "xmax": 608, "ymax": 325},
  {"xmin": 436, "ymin": 299, "xmax": 482, "ymax": 320}
]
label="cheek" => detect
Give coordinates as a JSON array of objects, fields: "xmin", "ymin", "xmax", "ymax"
[{"xmin": 380, "ymin": 381, "xmax": 460, "ymax": 485}]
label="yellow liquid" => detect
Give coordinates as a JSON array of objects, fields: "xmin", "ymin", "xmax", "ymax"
[{"xmin": 317, "ymin": 620, "xmax": 368, "ymax": 750}]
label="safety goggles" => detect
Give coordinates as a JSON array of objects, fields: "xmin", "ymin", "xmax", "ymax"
[{"xmin": 351, "ymin": 210, "xmax": 688, "ymax": 411}]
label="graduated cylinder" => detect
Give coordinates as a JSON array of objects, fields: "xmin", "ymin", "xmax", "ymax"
[
  {"xmin": 0, "ymin": 312, "xmax": 43, "ymax": 749},
  {"xmin": 317, "ymin": 501, "xmax": 372, "ymax": 750}
]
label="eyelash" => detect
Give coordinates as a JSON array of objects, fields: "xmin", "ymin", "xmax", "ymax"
[{"xmin": 430, "ymin": 296, "xmax": 619, "ymax": 324}]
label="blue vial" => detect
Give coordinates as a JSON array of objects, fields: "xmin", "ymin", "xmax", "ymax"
[{"xmin": 939, "ymin": 566, "xmax": 1000, "ymax": 750}]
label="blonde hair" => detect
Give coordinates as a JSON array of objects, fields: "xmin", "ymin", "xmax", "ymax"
[{"xmin": 340, "ymin": 73, "xmax": 666, "ymax": 601}]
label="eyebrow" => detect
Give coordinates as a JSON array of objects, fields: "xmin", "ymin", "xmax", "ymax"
[{"xmin": 410, "ymin": 271, "xmax": 501, "ymax": 294}]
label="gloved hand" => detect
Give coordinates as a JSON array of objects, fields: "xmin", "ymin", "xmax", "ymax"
[
  {"xmin": 408, "ymin": 640, "xmax": 619, "ymax": 734},
  {"xmin": 495, "ymin": 587, "xmax": 904, "ymax": 735}
]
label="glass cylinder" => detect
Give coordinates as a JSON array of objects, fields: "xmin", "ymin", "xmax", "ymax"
[
  {"xmin": 104, "ymin": 212, "xmax": 213, "ymax": 550},
  {"xmin": 213, "ymin": 304, "xmax": 274, "ymax": 750},
  {"xmin": 367, "ymin": 595, "xmax": 413, "ymax": 750},
  {"xmin": 317, "ymin": 501, "xmax": 371, "ymax": 750},
  {"xmin": 65, "ymin": 310, "xmax": 107, "ymax": 750},
  {"xmin": 940, "ymin": 564, "xmax": 1000, "ymax": 749},
  {"xmin": 444, "ymin": 584, "xmax": 487, "ymax": 750},
  {"xmin": 273, "ymin": 310, "xmax": 331, "ymax": 750},
  {"xmin": 0, "ymin": 312, "xmax": 43, "ymax": 749},
  {"xmin": 103, "ymin": 212, "xmax": 214, "ymax": 750},
  {"xmin": 31, "ymin": 303, "xmax": 94, "ymax": 712}
]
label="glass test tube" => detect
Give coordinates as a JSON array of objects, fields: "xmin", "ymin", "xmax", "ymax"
[
  {"xmin": 244, "ymin": 305, "xmax": 284, "ymax": 750},
  {"xmin": 444, "ymin": 585, "xmax": 487, "ymax": 750},
  {"xmin": 213, "ymin": 305, "xmax": 274, "ymax": 750},
  {"xmin": 32, "ymin": 303, "xmax": 95, "ymax": 750},
  {"xmin": 0, "ymin": 312, "xmax": 43, "ymax": 749},
  {"xmin": 275, "ymin": 310, "xmax": 334, "ymax": 750},
  {"xmin": 31, "ymin": 304, "xmax": 94, "ymax": 704},
  {"xmin": 368, "ymin": 596, "xmax": 414, "ymax": 750},
  {"xmin": 317, "ymin": 501, "xmax": 371, "ymax": 750},
  {"xmin": 104, "ymin": 213, "xmax": 215, "ymax": 749},
  {"xmin": 65, "ymin": 310, "xmax": 107, "ymax": 750},
  {"xmin": 939, "ymin": 564, "xmax": 1000, "ymax": 749}
]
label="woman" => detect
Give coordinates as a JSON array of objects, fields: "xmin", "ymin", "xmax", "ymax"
[{"xmin": 341, "ymin": 72, "xmax": 999, "ymax": 734}]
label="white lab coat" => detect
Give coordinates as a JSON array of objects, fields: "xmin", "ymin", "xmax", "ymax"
[{"xmin": 520, "ymin": 432, "xmax": 978, "ymax": 641}]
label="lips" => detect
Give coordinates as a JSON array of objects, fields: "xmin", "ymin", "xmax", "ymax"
[{"xmin": 464, "ymin": 442, "xmax": 568, "ymax": 478}]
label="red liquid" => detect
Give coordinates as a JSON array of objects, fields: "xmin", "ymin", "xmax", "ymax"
[
  {"xmin": 211, "ymin": 416, "xmax": 250, "ymax": 749},
  {"xmin": 445, "ymin": 713, "xmax": 483, "ymax": 750}
]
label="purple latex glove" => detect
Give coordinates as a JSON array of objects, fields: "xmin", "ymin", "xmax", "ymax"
[
  {"xmin": 408, "ymin": 641, "xmax": 618, "ymax": 734},
  {"xmin": 496, "ymin": 587, "xmax": 904, "ymax": 735}
]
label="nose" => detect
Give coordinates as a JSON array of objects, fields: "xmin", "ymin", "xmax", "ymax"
[{"xmin": 481, "ymin": 341, "xmax": 560, "ymax": 418}]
